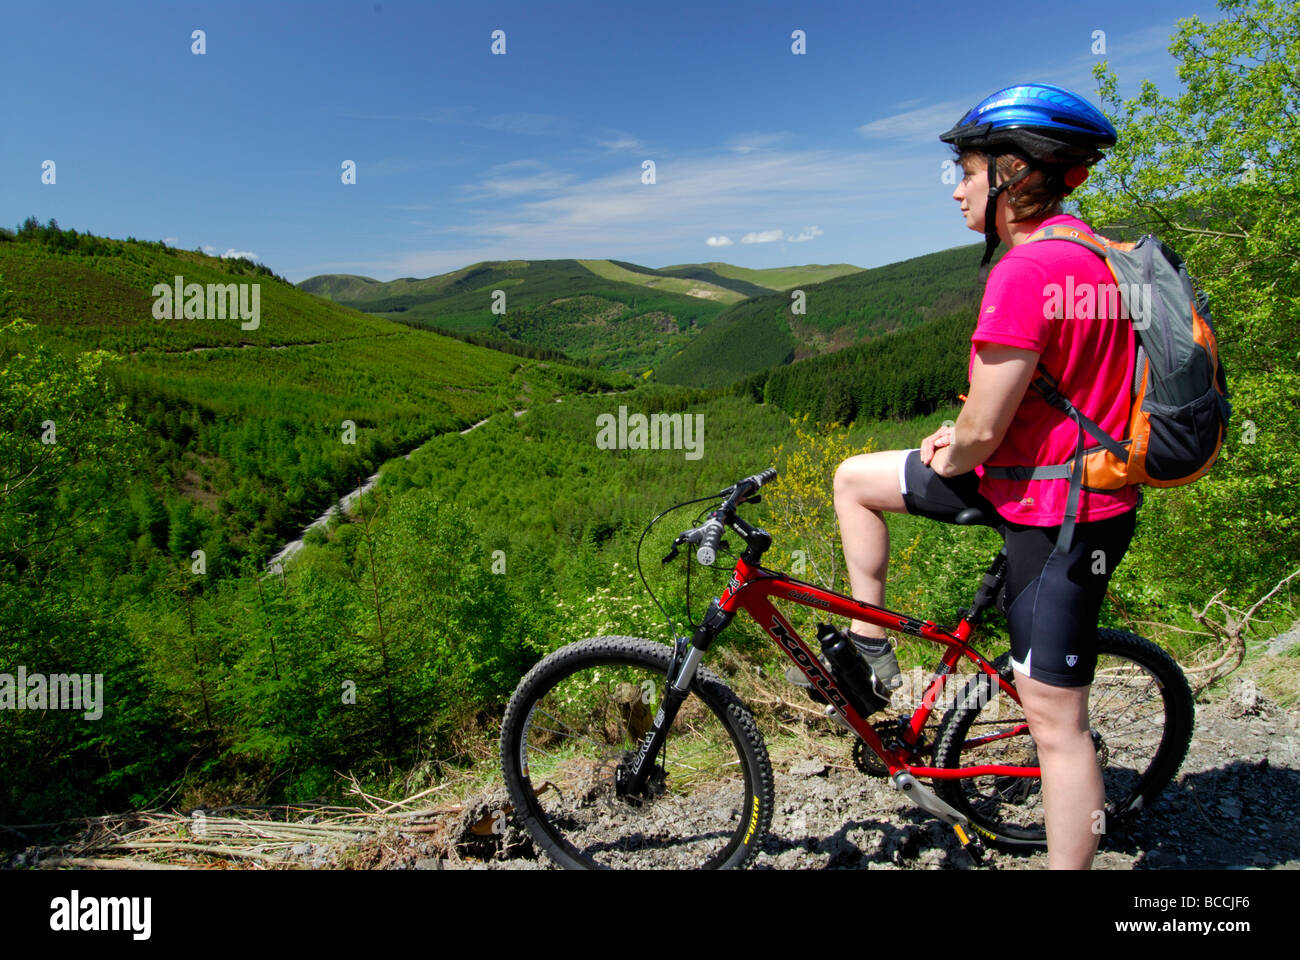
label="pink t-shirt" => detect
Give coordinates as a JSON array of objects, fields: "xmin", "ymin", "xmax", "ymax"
[{"xmin": 968, "ymin": 213, "xmax": 1139, "ymax": 526}]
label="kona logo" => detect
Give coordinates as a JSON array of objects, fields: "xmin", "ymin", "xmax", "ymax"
[
  {"xmin": 726, "ymin": 575, "xmax": 740, "ymax": 593},
  {"xmin": 787, "ymin": 589, "xmax": 830, "ymax": 607},
  {"xmin": 769, "ymin": 618, "xmax": 850, "ymax": 712}
]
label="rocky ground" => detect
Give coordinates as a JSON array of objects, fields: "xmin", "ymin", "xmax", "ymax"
[
  {"xmin": 431, "ymin": 653, "xmax": 1300, "ymax": 871},
  {"xmin": 15, "ymin": 635, "xmax": 1299, "ymax": 872}
]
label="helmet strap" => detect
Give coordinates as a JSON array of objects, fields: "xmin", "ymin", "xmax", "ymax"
[{"xmin": 978, "ymin": 153, "xmax": 1034, "ymax": 279}]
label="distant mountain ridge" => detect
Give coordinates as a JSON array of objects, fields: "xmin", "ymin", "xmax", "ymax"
[
  {"xmin": 296, "ymin": 251, "xmax": 989, "ymax": 384},
  {"xmin": 654, "ymin": 243, "xmax": 1000, "ymax": 387}
]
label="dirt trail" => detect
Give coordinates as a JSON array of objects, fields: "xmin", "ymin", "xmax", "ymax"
[{"xmin": 265, "ymin": 408, "xmax": 528, "ymax": 572}]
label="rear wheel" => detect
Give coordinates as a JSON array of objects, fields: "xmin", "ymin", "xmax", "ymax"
[
  {"xmin": 932, "ymin": 629, "xmax": 1194, "ymax": 848},
  {"xmin": 500, "ymin": 636, "xmax": 774, "ymax": 869}
]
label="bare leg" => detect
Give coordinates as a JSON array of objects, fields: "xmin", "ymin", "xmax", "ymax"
[
  {"xmin": 833, "ymin": 451, "xmax": 908, "ymax": 638},
  {"xmin": 1014, "ymin": 672, "xmax": 1103, "ymax": 869}
]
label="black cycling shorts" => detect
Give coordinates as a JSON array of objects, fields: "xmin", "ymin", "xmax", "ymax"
[{"xmin": 898, "ymin": 448, "xmax": 1137, "ymax": 687}]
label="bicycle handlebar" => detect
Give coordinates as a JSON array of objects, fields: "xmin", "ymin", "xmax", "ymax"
[
  {"xmin": 696, "ymin": 517, "xmax": 726, "ymax": 566},
  {"xmin": 688, "ymin": 467, "xmax": 778, "ymax": 567}
]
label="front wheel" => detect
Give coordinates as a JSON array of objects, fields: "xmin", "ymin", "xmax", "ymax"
[
  {"xmin": 932, "ymin": 628, "xmax": 1195, "ymax": 849},
  {"xmin": 500, "ymin": 636, "xmax": 774, "ymax": 869}
]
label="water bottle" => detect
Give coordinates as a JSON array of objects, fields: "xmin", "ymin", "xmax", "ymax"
[{"xmin": 817, "ymin": 623, "xmax": 890, "ymax": 718}]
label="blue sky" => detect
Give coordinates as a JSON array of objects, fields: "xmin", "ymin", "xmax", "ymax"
[{"xmin": 1, "ymin": 0, "xmax": 1227, "ymax": 283}]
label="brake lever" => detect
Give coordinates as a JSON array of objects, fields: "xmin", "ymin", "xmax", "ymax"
[{"xmin": 661, "ymin": 545, "xmax": 680, "ymax": 564}]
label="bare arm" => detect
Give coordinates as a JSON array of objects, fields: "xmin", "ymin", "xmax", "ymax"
[{"xmin": 931, "ymin": 343, "xmax": 1040, "ymax": 477}]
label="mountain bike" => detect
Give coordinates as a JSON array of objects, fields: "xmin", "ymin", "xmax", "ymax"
[{"xmin": 499, "ymin": 468, "xmax": 1194, "ymax": 869}]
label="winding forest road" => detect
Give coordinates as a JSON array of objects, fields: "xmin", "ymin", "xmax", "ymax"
[{"xmin": 265, "ymin": 408, "xmax": 528, "ymax": 572}]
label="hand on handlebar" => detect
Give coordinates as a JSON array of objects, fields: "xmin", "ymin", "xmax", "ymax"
[{"xmin": 920, "ymin": 425, "xmax": 955, "ymax": 466}]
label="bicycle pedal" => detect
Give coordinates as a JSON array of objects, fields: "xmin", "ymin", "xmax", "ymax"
[{"xmin": 953, "ymin": 823, "xmax": 990, "ymax": 868}]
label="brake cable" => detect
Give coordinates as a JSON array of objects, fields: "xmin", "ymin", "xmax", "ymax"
[{"xmin": 634, "ymin": 493, "xmax": 721, "ymax": 643}]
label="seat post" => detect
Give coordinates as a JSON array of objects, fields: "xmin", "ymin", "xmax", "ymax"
[{"xmin": 963, "ymin": 546, "xmax": 1009, "ymax": 624}]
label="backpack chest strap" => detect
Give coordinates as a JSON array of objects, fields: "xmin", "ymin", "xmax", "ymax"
[
  {"xmin": 980, "ymin": 366, "xmax": 1130, "ymax": 553},
  {"xmin": 983, "ymin": 464, "xmax": 1074, "ymax": 481}
]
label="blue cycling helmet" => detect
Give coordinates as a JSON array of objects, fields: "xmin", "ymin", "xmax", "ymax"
[{"xmin": 940, "ymin": 83, "xmax": 1118, "ymax": 273}]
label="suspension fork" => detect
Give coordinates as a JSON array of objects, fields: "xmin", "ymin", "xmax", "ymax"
[{"xmin": 620, "ymin": 599, "xmax": 733, "ymax": 798}]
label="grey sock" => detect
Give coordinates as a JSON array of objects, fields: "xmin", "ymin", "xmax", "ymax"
[{"xmin": 846, "ymin": 630, "xmax": 890, "ymax": 656}]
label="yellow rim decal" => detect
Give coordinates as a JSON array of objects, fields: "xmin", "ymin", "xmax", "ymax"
[{"xmin": 742, "ymin": 795, "xmax": 760, "ymax": 844}]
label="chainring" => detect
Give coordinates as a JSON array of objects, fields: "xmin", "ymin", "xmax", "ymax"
[{"xmin": 852, "ymin": 720, "xmax": 927, "ymax": 777}]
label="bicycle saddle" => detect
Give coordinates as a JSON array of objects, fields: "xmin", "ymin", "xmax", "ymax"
[{"xmin": 954, "ymin": 507, "xmax": 995, "ymax": 526}]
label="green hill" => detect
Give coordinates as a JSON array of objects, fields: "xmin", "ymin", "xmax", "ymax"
[
  {"xmin": 296, "ymin": 273, "xmax": 384, "ymax": 300},
  {"xmin": 577, "ymin": 259, "xmax": 750, "ymax": 303},
  {"xmin": 735, "ymin": 308, "xmax": 975, "ymax": 424},
  {"xmin": 299, "ymin": 258, "xmax": 731, "ymax": 374},
  {"xmin": 0, "ymin": 224, "xmax": 624, "ymax": 566},
  {"xmin": 599, "ymin": 259, "xmax": 775, "ymax": 299},
  {"xmin": 658, "ymin": 261, "xmax": 864, "ymax": 292},
  {"xmin": 655, "ymin": 244, "xmax": 999, "ymax": 387}
]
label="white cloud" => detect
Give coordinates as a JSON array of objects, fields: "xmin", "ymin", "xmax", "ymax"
[
  {"xmin": 202, "ymin": 245, "xmax": 217, "ymax": 255},
  {"xmin": 222, "ymin": 249, "xmax": 260, "ymax": 262},
  {"xmin": 741, "ymin": 229, "xmax": 784, "ymax": 244},
  {"xmin": 857, "ymin": 24, "xmax": 1187, "ymax": 151},
  {"xmin": 858, "ymin": 100, "xmax": 971, "ymax": 144},
  {"xmin": 786, "ymin": 225, "xmax": 823, "ymax": 243},
  {"xmin": 728, "ymin": 132, "xmax": 790, "ymax": 154},
  {"xmin": 318, "ymin": 145, "xmax": 923, "ymax": 278},
  {"xmin": 463, "ymin": 159, "xmax": 577, "ymax": 198},
  {"xmin": 163, "ymin": 236, "xmax": 179, "ymax": 246},
  {"xmin": 480, "ymin": 112, "xmax": 569, "ymax": 136},
  {"xmin": 705, "ymin": 235, "xmax": 733, "ymax": 246},
  {"xmin": 596, "ymin": 136, "xmax": 645, "ymax": 153}
]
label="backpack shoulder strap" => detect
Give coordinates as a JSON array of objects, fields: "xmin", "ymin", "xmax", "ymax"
[
  {"xmin": 1024, "ymin": 224, "xmax": 1112, "ymax": 257},
  {"xmin": 1028, "ymin": 364, "xmax": 1130, "ymax": 464}
]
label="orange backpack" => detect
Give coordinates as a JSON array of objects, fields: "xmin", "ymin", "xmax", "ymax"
[{"xmin": 983, "ymin": 226, "xmax": 1232, "ymax": 553}]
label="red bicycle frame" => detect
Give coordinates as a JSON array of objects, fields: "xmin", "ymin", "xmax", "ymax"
[{"xmin": 717, "ymin": 553, "xmax": 1040, "ymax": 782}]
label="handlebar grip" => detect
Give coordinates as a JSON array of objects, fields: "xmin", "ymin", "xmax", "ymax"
[
  {"xmin": 696, "ymin": 517, "xmax": 725, "ymax": 566},
  {"xmin": 753, "ymin": 467, "xmax": 777, "ymax": 488}
]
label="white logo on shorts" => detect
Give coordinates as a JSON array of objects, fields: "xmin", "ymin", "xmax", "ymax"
[{"xmin": 1065, "ymin": 654, "xmax": 1079, "ymax": 667}]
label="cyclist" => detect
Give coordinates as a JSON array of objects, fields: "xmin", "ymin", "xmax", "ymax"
[{"xmin": 829, "ymin": 83, "xmax": 1139, "ymax": 869}]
